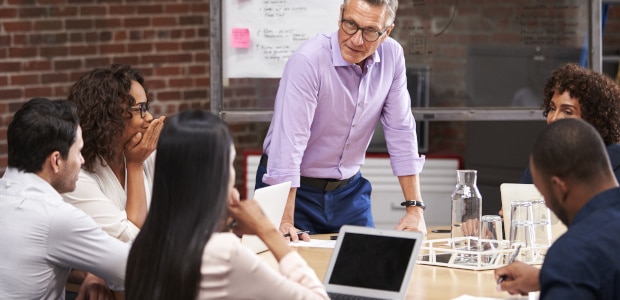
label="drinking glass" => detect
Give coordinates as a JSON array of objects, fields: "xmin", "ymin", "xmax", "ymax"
[
  {"xmin": 530, "ymin": 198, "xmax": 551, "ymax": 263},
  {"xmin": 510, "ymin": 200, "xmax": 534, "ymax": 262},
  {"xmin": 479, "ymin": 215, "xmax": 504, "ymax": 265}
]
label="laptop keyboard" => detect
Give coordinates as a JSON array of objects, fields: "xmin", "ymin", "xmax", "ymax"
[{"xmin": 327, "ymin": 292, "xmax": 384, "ymax": 300}]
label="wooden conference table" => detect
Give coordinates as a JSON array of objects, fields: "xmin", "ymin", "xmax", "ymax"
[
  {"xmin": 68, "ymin": 227, "xmax": 527, "ymax": 299},
  {"xmin": 259, "ymin": 227, "xmax": 526, "ymax": 300}
]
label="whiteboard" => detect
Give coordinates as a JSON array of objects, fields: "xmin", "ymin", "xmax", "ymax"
[{"xmin": 223, "ymin": 0, "xmax": 341, "ymax": 78}]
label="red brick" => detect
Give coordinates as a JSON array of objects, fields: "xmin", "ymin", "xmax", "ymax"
[
  {"xmin": 9, "ymin": 47, "xmax": 37, "ymax": 58},
  {"xmin": 3, "ymin": 21, "xmax": 32, "ymax": 32},
  {"xmin": 181, "ymin": 41, "xmax": 206, "ymax": 51},
  {"xmin": 128, "ymin": 43, "xmax": 152, "ymax": 53},
  {"xmin": 50, "ymin": 6, "xmax": 78, "ymax": 17},
  {"xmin": 40, "ymin": 46, "xmax": 68, "ymax": 58},
  {"xmin": 38, "ymin": 0, "xmax": 68, "ymax": 4},
  {"xmin": 113, "ymin": 31, "xmax": 128, "ymax": 41},
  {"xmin": 99, "ymin": 44, "xmax": 125, "ymax": 54},
  {"xmin": 140, "ymin": 54, "xmax": 168, "ymax": 64},
  {"xmin": 165, "ymin": 4, "xmax": 190, "ymax": 14},
  {"xmin": 0, "ymin": 8, "xmax": 17, "ymax": 18},
  {"xmin": 112, "ymin": 56, "xmax": 139, "ymax": 66},
  {"xmin": 154, "ymin": 42, "xmax": 179, "ymax": 52},
  {"xmin": 54, "ymin": 59, "xmax": 82, "ymax": 70},
  {"xmin": 0, "ymin": 89, "xmax": 22, "ymax": 100},
  {"xmin": 70, "ymin": 45, "xmax": 97, "ymax": 56},
  {"xmin": 0, "ymin": 76, "xmax": 7, "ymax": 86},
  {"xmin": 7, "ymin": 0, "xmax": 35, "ymax": 5},
  {"xmin": 23, "ymin": 60, "xmax": 51, "ymax": 72},
  {"xmin": 169, "ymin": 78, "xmax": 194, "ymax": 88},
  {"xmin": 109, "ymin": 5, "xmax": 137, "ymax": 15},
  {"xmin": 183, "ymin": 89, "xmax": 207, "ymax": 100},
  {"xmin": 152, "ymin": 16, "xmax": 177, "ymax": 27},
  {"xmin": 195, "ymin": 77, "xmax": 209, "ymax": 86},
  {"xmin": 19, "ymin": 7, "xmax": 49, "ymax": 18},
  {"xmin": 33, "ymin": 20, "xmax": 62, "ymax": 31},
  {"xmin": 24, "ymin": 86, "xmax": 53, "ymax": 98},
  {"xmin": 11, "ymin": 74, "xmax": 39, "ymax": 85},
  {"xmin": 179, "ymin": 15, "xmax": 203, "ymax": 26},
  {"xmin": 0, "ymin": 61, "xmax": 22, "ymax": 73},
  {"xmin": 145, "ymin": 79, "xmax": 166, "ymax": 89},
  {"xmin": 156, "ymin": 91, "xmax": 181, "ymax": 101},
  {"xmin": 69, "ymin": 32, "xmax": 83, "ymax": 43},
  {"xmin": 80, "ymin": 6, "xmax": 106, "ymax": 16},
  {"xmin": 167, "ymin": 53, "xmax": 192, "ymax": 63},
  {"xmin": 95, "ymin": 18, "xmax": 122, "ymax": 28},
  {"xmin": 183, "ymin": 28, "xmax": 196, "ymax": 38},
  {"xmin": 85, "ymin": 57, "xmax": 112, "ymax": 69},
  {"xmin": 42, "ymin": 73, "xmax": 68, "ymax": 84},
  {"xmin": 66, "ymin": 19, "xmax": 93, "ymax": 30},
  {"xmin": 124, "ymin": 17, "xmax": 150, "ymax": 28},
  {"xmin": 29, "ymin": 33, "xmax": 67, "ymax": 44},
  {"xmin": 137, "ymin": 4, "xmax": 164, "ymax": 14},
  {"xmin": 191, "ymin": 3, "xmax": 209, "ymax": 13},
  {"xmin": 153, "ymin": 66, "xmax": 181, "ymax": 76}
]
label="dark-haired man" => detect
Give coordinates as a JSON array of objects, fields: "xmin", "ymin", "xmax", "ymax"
[
  {"xmin": 495, "ymin": 118, "xmax": 620, "ymax": 299},
  {"xmin": 0, "ymin": 98, "xmax": 129, "ymax": 299}
]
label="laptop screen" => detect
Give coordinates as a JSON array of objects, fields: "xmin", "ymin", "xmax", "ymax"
[{"xmin": 328, "ymin": 232, "xmax": 417, "ymax": 292}]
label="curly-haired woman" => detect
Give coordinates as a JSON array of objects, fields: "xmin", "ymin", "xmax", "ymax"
[
  {"xmin": 62, "ymin": 64, "xmax": 165, "ymax": 242},
  {"xmin": 521, "ymin": 63, "xmax": 620, "ymax": 183}
]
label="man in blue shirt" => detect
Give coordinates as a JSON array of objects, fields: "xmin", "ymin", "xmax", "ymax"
[{"xmin": 495, "ymin": 118, "xmax": 620, "ymax": 299}]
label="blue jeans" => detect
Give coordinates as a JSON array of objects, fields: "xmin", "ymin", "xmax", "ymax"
[{"xmin": 255, "ymin": 163, "xmax": 374, "ymax": 234}]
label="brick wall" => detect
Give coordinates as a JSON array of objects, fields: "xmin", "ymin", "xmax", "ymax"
[{"xmin": 1, "ymin": 0, "xmax": 620, "ymax": 196}]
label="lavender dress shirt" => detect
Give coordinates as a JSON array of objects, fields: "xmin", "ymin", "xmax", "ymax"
[{"xmin": 263, "ymin": 32, "xmax": 425, "ymax": 188}]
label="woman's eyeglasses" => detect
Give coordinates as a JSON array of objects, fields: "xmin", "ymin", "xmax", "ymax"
[{"xmin": 130, "ymin": 102, "xmax": 150, "ymax": 119}]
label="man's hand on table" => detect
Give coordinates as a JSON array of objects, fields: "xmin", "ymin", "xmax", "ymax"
[
  {"xmin": 395, "ymin": 207, "xmax": 427, "ymax": 235},
  {"xmin": 280, "ymin": 221, "xmax": 311, "ymax": 242},
  {"xmin": 494, "ymin": 261, "xmax": 540, "ymax": 296}
]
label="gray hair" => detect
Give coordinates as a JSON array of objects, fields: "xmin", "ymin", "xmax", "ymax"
[{"xmin": 343, "ymin": 0, "xmax": 398, "ymax": 26}]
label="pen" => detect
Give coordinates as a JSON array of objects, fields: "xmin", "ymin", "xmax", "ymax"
[
  {"xmin": 283, "ymin": 230, "xmax": 310, "ymax": 238},
  {"xmin": 497, "ymin": 244, "xmax": 522, "ymax": 284}
]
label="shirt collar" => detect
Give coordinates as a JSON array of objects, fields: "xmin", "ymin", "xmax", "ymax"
[{"xmin": 2, "ymin": 167, "xmax": 62, "ymax": 200}]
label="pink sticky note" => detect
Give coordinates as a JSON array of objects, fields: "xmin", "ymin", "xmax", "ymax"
[{"xmin": 231, "ymin": 28, "xmax": 250, "ymax": 48}]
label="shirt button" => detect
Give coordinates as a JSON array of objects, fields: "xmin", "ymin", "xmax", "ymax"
[{"xmin": 358, "ymin": 103, "xmax": 362, "ymax": 107}]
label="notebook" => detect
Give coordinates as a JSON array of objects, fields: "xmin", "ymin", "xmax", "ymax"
[
  {"xmin": 323, "ymin": 225, "xmax": 424, "ymax": 300},
  {"xmin": 240, "ymin": 181, "xmax": 291, "ymax": 253}
]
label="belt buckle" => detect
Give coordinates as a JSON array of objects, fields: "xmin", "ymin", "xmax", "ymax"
[{"xmin": 324, "ymin": 181, "xmax": 342, "ymax": 191}]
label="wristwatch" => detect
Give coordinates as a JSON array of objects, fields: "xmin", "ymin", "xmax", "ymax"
[{"xmin": 400, "ymin": 200, "xmax": 426, "ymax": 210}]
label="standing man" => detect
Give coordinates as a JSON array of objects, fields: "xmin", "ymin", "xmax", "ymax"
[
  {"xmin": 495, "ymin": 118, "xmax": 620, "ymax": 299},
  {"xmin": 257, "ymin": 0, "xmax": 426, "ymax": 239},
  {"xmin": 0, "ymin": 98, "xmax": 129, "ymax": 299}
]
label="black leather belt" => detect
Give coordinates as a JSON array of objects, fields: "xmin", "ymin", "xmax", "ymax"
[{"xmin": 259, "ymin": 154, "xmax": 356, "ymax": 192}]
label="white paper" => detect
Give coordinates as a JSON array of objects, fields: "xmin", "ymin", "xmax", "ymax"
[{"xmin": 288, "ymin": 239, "xmax": 336, "ymax": 248}]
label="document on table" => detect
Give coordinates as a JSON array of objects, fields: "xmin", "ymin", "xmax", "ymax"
[
  {"xmin": 453, "ymin": 293, "xmax": 538, "ymax": 300},
  {"xmin": 288, "ymin": 239, "xmax": 336, "ymax": 248}
]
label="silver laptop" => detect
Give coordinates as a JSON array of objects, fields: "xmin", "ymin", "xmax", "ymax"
[
  {"xmin": 323, "ymin": 225, "xmax": 424, "ymax": 300},
  {"xmin": 241, "ymin": 181, "xmax": 291, "ymax": 253}
]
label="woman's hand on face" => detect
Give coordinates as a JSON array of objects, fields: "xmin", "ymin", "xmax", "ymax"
[
  {"xmin": 228, "ymin": 192, "xmax": 273, "ymax": 237},
  {"xmin": 125, "ymin": 116, "xmax": 166, "ymax": 165}
]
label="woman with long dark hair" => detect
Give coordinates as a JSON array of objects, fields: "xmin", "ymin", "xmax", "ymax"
[{"xmin": 126, "ymin": 110, "xmax": 328, "ymax": 299}]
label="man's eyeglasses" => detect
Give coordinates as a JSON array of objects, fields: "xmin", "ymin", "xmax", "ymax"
[
  {"xmin": 130, "ymin": 102, "xmax": 150, "ymax": 119},
  {"xmin": 340, "ymin": 10, "xmax": 390, "ymax": 42}
]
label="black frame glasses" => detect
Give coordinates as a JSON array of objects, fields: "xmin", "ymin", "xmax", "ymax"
[
  {"xmin": 340, "ymin": 10, "xmax": 389, "ymax": 42},
  {"xmin": 130, "ymin": 102, "xmax": 150, "ymax": 119}
]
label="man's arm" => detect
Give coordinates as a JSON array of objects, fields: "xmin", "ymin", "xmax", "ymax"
[
  {"xmin": 279, "ymin": 187, "xmax": 310, "ymax": 242},
  {"xmin": 394, "ymin": 174, "xmax": 427, "ymax": 234}
]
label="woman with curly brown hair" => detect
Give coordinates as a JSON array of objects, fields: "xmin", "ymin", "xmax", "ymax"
[
  {"xmin": 521, "ymin": 63, "xmax": 620, "ymax": 183},
  {"xmin": 62, "ymin": 64, "xmax": 165, "ymax": 242}
]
